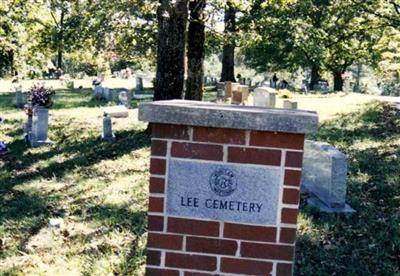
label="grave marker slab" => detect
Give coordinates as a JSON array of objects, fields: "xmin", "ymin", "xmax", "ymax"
[
  {"xmin": 301, "ymin": 140, "xmax": 355, "ymax": 213},
  {"xmin": 283, "ymin": 100, "xmax": 298, "ymax": 109},
  {"xmin": 139, "ymin": 100, "xmax": 318, "ymax": 276}
]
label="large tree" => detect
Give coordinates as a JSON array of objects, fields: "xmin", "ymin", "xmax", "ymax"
[
  {"xmin": 220, "ymin": 1, "xmax": 236, "ymax": 82},
  {"xmin": 185, "ymin": 0, "xmax": 206, "ymax": 100},
  {"xmin": 242, "ymin": 0, "xmax": 388, "ymax": 91},
  {"xmin": 154, "ymin": 0, "xmax": 188, "ymax": 101}
]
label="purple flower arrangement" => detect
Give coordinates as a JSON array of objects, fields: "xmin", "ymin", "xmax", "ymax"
[{"xmin": 27, "ymin": 84, "xmax": 55, "ymax": 108}]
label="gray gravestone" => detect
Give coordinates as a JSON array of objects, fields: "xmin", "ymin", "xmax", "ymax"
[
  {"xmin": 216, "ymin": 82, "xmax": 225, "ymax": 102},
  {"xmin": 301, "ymin": 140, "xmax": 355, "ymax": 213},
  {"xmin": 103, "ymin": 88, "xmax": 114, "ymax": 102},
  {"xmin": 15, "ymin": 87, "xmax": 23, "ymax": 108},
  {"xmin": 101, "ymin": 116, "xmax": 115, "ymax": 140},
  {"xmin": 93, "ymin": 85, "xmax": 103, "ymax": 99},
  {"xmin": 29, "ymin": 106, "xmax": 52, "ymax": 147},
  {"xmin": 119, "ymin": 89, "xmax": 132, "ymax": 108},
  {"xmin": 136, "ymin": 77, "xmax": 144, "ymax": 91}
]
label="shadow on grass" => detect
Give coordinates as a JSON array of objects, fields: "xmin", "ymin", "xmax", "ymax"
[
  {"xmin": 0, "ymin": 128, "xmax": 150, "ymax": 190},
  {"xmin": 0, "ymin": 127, "xmax": 150, "ymax": 261},
  {"xmin": 295, "ymin": 102, "xmax": 400, "ymax": 275}
]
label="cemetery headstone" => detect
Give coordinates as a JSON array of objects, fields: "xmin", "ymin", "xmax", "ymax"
[
  {"xmin": 232, "ymin": 85, "xmax": 249, "ymax": 104},
  {"xmin": 301, "ymin": 140, "xmax": 355, "ymax": 213},
  {"xmin": 139, "ymin": 100, "xmax": 318, "ymax": 276},
  {"xmin": 136, "ymin": 77, "xmax": 144, "ymax": 92},
  {"xmin": 93, "ymin": 85, "xmax": 104, "ymax": 99},
  {"xmin": 245, "ymin": 78, "xmax": 252, "ymax": 87},
  {"xmin": 15, "ymin": 87, "xmax": 23, "ymax": 108},
  {"xmin": 301, "ymin": 80, "xmax": 309, "ymax": 94},
  {"xmin": 283, "ymin": 100, "xmax": 298, "ymax": 109},
  {"xmin": 253, "ymin": 87, "xmax": 277, "ymax": 108},
  {"xmin": 29, "ymin": 106, "xmax": 52, "ymax": 147},
  {"xmin": 119, "ymin": 89, "xmax": 132, "ymax": 108},
  {"xmin": 216, "ymin": 82, "xmax": 225, "ymax": 102},
  {"xmin": 101, "ymin": 116, "xmax": 115, "ymax": 141},
  {"xmin": 106, "ymin": 89, "xmax": 114, "ymax": 102},
  {"xmin": 103, "ymin": 87, "xmax": 110, "ymax": 100}
]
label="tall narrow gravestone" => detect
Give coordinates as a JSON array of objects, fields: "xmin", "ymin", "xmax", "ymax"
[
  {"xmin": 139, "ymin": 100, "xmax": 318, "ymax": 276},
  {"xmin": 29, "ymin": 106, "xmax": 52, "ymax": 147},
  {"xmin": 15, "ymin": 87, "xmax": 23, "ymax": 108}
]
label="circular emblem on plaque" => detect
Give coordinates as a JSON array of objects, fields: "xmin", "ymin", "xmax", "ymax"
[{"xmin": 209, "ymin": 168, "xmax": 237, "ymax": 197}]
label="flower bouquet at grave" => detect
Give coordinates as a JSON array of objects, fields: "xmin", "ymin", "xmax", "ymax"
[
  {"xmin": 27, "ymin": 84, "xmax": 56, "ymax": 108},
  {"xmin": 278, "ymin": 89, "xmax": 293, "ymax": 99}
]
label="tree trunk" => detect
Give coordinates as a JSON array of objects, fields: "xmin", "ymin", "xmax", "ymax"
[
  {"xmin": 333, "ymin": 70, "xmax": 344, "ymax": 91},
  {"xmin": 185, "ymin": 0, "xmax": 205, "ymax": 101},
  {"xmin": 57, "ymin": 8, "xmax": 65, "ymax": 71},
  {"xmin": 354, "ymin": 63, "xmax": 362, "ymax": 92},
  {"xmin": 220, "ymin": 1, "xmax": 236, "ymax": 82},
  {"xmin": 154, "ymin": 0, "xmax": 188, "ymax": 101},
  {"xmin": 310, "ymin": 64, "xmax": 320, "ymax": 89}
]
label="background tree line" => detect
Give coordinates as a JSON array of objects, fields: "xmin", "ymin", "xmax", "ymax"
[{"xmin": 1, "ymin": 0, "xmax": 399, "ymax": 96}]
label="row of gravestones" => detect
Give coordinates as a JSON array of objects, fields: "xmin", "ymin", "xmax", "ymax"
[
  {"xmin": 93, "ymin": 86, "xmax": 133, "ymax": 108},
  {"xmin": 216, "ymin": 83, "xmax": 299, "ymax": 110}
]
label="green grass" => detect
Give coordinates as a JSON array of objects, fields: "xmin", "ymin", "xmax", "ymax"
[
  {"xmin": 0, "ymin": 89, "xmax": 399, "ymax": 275},
  {"xmin": 296, "ymin": 102, "xmax": 400, "ymax": 275}
]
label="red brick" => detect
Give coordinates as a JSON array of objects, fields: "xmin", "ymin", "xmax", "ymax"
[
  {"xmin": 281, "ymin": 208, "xmax": 299, "ymax": 224},
  {"xmin": 150, "ymin": 158, "xmax": 166, "ymax": 175},
  {"xmin": 152, "ymin": 123, "xmax": 189, "ymax": 140},
  {"xmin": 151, "ymin": 140, "xmax": 167, "ymax": 156},
  {"xmin": 146, "ymin": 250, "xmax": 161, "ymax": 266},
  {"xmin": 171, "ymin": 142, "xmax": 223, "ymax": 161},
  {"xmin": 221, "ymin": 258, "xmax": 273, "ymax": 275},
  {"xmin": 282, "ymin": 188, "xmax": 300, "ymax": 205},
  {"xmin": 148, "ymin": 215, "xmax": 164, "ymax": 231},
  {"xmin": 149, "ymin": 177, "xmax": 165, "ymax": 194},
  {"xmin": 186, "ymin": 236, "xmax": 237, "ymax": 255},
  {"xmin": 285, "ymin": 151, "xmax": 303, "ymax": 168},
  {"xmin": 284, "ymin": 170, "xmax": 302, "ymax": 187},
  {"xmin": 165, "ymin": 252, "xmax": 217, "ymax": 271},
  {"xmin": 276, "ymin": 263, "xmax": 293, "ymax": 276},
  {"xmin": 148, "ymin": 197, "xmax": 164, "ymax": 213},
  {"xmin": 223, "ymin": 223, "xmax": 276, "ymax": 242},
  {"xmin": 168, "ymin": 217, "xmax": 219, "ymax": 237},
  {"xmin": 146, "ymin": 267, "xmax": 179, "ymax": 276},
  {"xmin": 193, "ymin": 127, "xmax": 246, "ymax": 144},
  {"xmin": 250, "ymin": 131, "xmax": 305, "ymax": 150},
  {"xmin": 147, "ymin": 232, "xmax": 183, "ymax": 250},
  {"xmin": 280, "ymin": 228, "xmax": 297, "ymax": 244},
  {"xmin": 228, "ymin": 147, "xmax": 281, "ymax": 166},
  {"xmin": 241, "ymin": 243, "xmax": 294, "ymax": 261},
  {"xmin": 184, "ymin": 272, "xmax": 218, "ymax": 276}
]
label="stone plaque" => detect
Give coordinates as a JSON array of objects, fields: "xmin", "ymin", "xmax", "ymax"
[{"xmin": 167, "ymin": 159, "xmax": 281, "ymax": 225}]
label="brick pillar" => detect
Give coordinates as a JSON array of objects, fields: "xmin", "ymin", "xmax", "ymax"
[{"xmin": 140, "ymin": 100, "xmax": 318, "ymax": 276}]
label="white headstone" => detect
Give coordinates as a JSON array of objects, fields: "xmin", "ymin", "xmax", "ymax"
[
  {"xmin": 283, "ymin": 100, "xmax": 298, "ymax": 109},
  {"xmin": 253, "ymin": 87, "xmax": 277, "ymax": 108}
]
